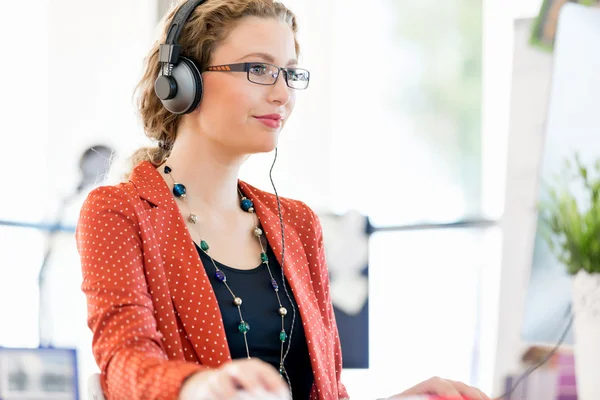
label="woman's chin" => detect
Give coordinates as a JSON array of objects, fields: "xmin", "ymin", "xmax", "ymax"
[
  {"xmin": 252, "ymin": 141, "xmax": 278, "ymax": 154},
  {"xmin": 248, "ymin": 135, "xmax": 280, "ymax": 154}
]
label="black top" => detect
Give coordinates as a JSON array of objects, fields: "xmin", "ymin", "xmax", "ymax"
[{"xmin": 195, "ymin": 242, "xmax": 314, "ymax": 400}]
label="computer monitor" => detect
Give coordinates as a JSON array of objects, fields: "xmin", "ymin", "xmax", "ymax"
[{"xmin": 522, "ymin": 3, "xmax": 600, "ymax": 345}]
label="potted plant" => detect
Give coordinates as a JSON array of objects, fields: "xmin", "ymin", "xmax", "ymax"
[{"xmin": 539, "ymin": 153, "xmax": 600, "ymax": 400}]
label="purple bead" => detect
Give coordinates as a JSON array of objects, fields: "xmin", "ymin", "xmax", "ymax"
[
  {"xmin": 215, "ymin": 270, "xmax": 226, "ymax": 282},
  {"xmin": 271, "ymin": 279, "xmax": 279, "ymax": 290}
]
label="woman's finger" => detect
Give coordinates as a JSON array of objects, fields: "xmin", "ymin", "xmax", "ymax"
[
  {"xmin": 252, "ymin": 362, "xmax": 289, "ymax": 395},
  {"xmin": 207, "ymin": 368, "xmax": 240, "ymax": 400},
  {"xmin": 411, "ymin": 376, "xmax": 462, "ymax": 397},
  {"xmin": 388, "ymin": 376, "xmax": 489, "ymax": 400},
  {"xmin": 446, "ymin": 380, "xmax": 490, "ymax": 400},
  {"xmin": 222, "ymin": 361, "xmax": 265, "ymax": 394},
  {"xmin": 223, "ymin": 359, "xmax": 288, "ymax": 397}
]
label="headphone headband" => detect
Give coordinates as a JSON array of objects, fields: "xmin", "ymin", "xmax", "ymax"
[{"xmin": 160, "ymin": 0, "xmax": 208, "ymax": 65}]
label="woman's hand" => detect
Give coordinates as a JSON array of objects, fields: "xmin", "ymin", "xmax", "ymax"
[
  {"xmin": 386, "ymin": 376, "xmax": 491, "ymax": 400},
  {"xmin": 179, "ymin": 358, "xmax": 290, "ymax": 400}
]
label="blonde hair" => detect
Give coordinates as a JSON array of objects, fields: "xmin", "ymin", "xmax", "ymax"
[{"xmin": 127, "ymin": 0, "xmax": 300, "ymax": 177}]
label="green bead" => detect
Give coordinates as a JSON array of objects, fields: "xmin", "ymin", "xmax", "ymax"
[
  {"xmin": 261, "ymin": 252, "xmax": 268, "ymax": 262},
  {"xmin": 238, "ymin": 321, "xmax": 250, "ymax": 334},
  {"xmin": 200, "ymin": 240, "xmax": 209, "ymax": 251},
  {"xmin": 280, "ymin": 330, "xmax": 287, "ymax": 342}
]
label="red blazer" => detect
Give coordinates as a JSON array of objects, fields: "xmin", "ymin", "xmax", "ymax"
[{"xmin": 76, "ymin": 160, "xmax": 349, "ymax": 400}]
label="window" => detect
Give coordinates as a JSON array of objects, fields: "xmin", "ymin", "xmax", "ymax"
[{"xmin": 328, "ymin": 0, "xmax": 484, "ymax": 226}]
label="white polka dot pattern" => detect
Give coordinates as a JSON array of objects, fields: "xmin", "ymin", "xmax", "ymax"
[{"xmin": 76, "ymin": 161, "xmax": 348, "ymax": 400}]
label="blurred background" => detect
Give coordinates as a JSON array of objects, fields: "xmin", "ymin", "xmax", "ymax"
[{"xmin": 1, "ymin": 0, "xmax": 598, "ymax": 399}]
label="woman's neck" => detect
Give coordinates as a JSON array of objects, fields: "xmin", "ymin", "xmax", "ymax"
[{"xmin": 161, "ymin": 128, "xmax": 246, "ymax": 215}]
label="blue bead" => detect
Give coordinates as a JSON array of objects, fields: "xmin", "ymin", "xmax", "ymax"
[
  {"xmin": 173, "ymin": 183, "xmax": 187, "ymax": 198},
  {"xmin": 240, "ymin": 198, "xmax": 254, "ymax": 212},
  {"xmin": 164, "ymin": 166, "xmax": 172, "ymax": 174},
  {"xmin": 215, "ymin": 270, "xmax": 226, "ymax": 282},
  {"xmin": 271, "ymin": 279, "xmax": 279, "ymax": 291}
]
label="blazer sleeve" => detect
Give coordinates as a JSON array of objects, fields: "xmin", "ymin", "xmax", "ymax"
[
  {"xmin": 76, "ymin": 185, "xmax": 205, "ymax": 400},
  {"xmin": 310, "ymin": 208, "xmax": 350, "ymax": 399}
]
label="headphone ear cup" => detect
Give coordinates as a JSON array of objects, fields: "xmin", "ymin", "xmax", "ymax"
[{"xmin": 158, "ymin": 57, "xmax": 203, "ymax": 115}]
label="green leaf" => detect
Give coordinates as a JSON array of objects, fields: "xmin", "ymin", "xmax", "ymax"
[{"xmin": 539, "ymin": 153, "xmax": 600, "ymax": 275}]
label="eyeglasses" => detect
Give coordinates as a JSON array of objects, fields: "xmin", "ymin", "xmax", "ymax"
[{"xmin": 205, "ymin": 62, "xmax": 310, "ymax": 90}]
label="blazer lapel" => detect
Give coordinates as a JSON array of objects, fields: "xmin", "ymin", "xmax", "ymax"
[
  {"xmin": 239, "ymin": 182, "xmax": 330, "ymax": 392},
  {"xmin": 131, "ymin": 161, "xmax": 231, "ymax": 367}
]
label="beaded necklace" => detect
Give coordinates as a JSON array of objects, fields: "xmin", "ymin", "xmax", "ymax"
[{"xmin": 162, "ymin": 163, "xmax": 295, "ymax": 387}]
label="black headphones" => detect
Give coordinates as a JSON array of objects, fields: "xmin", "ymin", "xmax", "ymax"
[{"xmin": 154, "ymin": 0, "xmax": 208, "ymax": 115}]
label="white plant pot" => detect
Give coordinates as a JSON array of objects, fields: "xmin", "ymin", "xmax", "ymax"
[{"xmin": 572, "ymin": 270, "xmax": 600, "ymax": 400}]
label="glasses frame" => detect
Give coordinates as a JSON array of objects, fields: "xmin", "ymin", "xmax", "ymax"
[{"xmin": 205, "ymin": 62, "xmax": 310, "ymax": 89}]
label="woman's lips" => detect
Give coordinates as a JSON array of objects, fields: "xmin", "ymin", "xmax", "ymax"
[{"xmin": 254, "ymin": 114, "xmax": 283, "ymax": 128}]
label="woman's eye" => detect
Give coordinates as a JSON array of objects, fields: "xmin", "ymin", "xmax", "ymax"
[{"xmin": 249, "ymin": 65, "xmax": 268, "ymax": 75}]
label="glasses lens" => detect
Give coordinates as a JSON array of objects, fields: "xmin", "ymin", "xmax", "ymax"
[
  {"xmin": 248, "ymin": 63, "xmax": 279, "ymax": 85},
  {"xmin": 285, "ymin": 68, "xmax": 310, "ymax": 89}
]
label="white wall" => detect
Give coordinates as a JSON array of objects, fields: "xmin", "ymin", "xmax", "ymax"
[
  {"xmin": 0, "ymin": 0, "xmax": 51, "ymax": 223},
  {"xmin": 47, "ymin": 0, "xmax": 158, "ymax": 199},
  {"xmin": 0, "ymin": 0, "xmax": 51, "ymax": 349}
]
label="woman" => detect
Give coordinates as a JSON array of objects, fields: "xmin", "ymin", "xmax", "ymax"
[{"xmin": 76, "ymin": 1, "xmax": 491, "ymax": 399}]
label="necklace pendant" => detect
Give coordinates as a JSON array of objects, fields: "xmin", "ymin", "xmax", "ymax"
[
  {"xmin": 233, "ymin": 297, "xmax": 242, "ymax": 306},
  {"xmin": 279, "ymin": 330, "xmax": 287, "ymax": 342},
  {"xmin": 278, "ymin": 307, "xmax": 288, "ymax": 316},
  {"xmin": 253, "ymin": 227, "xmax": 263, "ymax": 237},
  {"xmin": 188, "ymin": 214, "xmax": 198, "ymax": 224}
]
